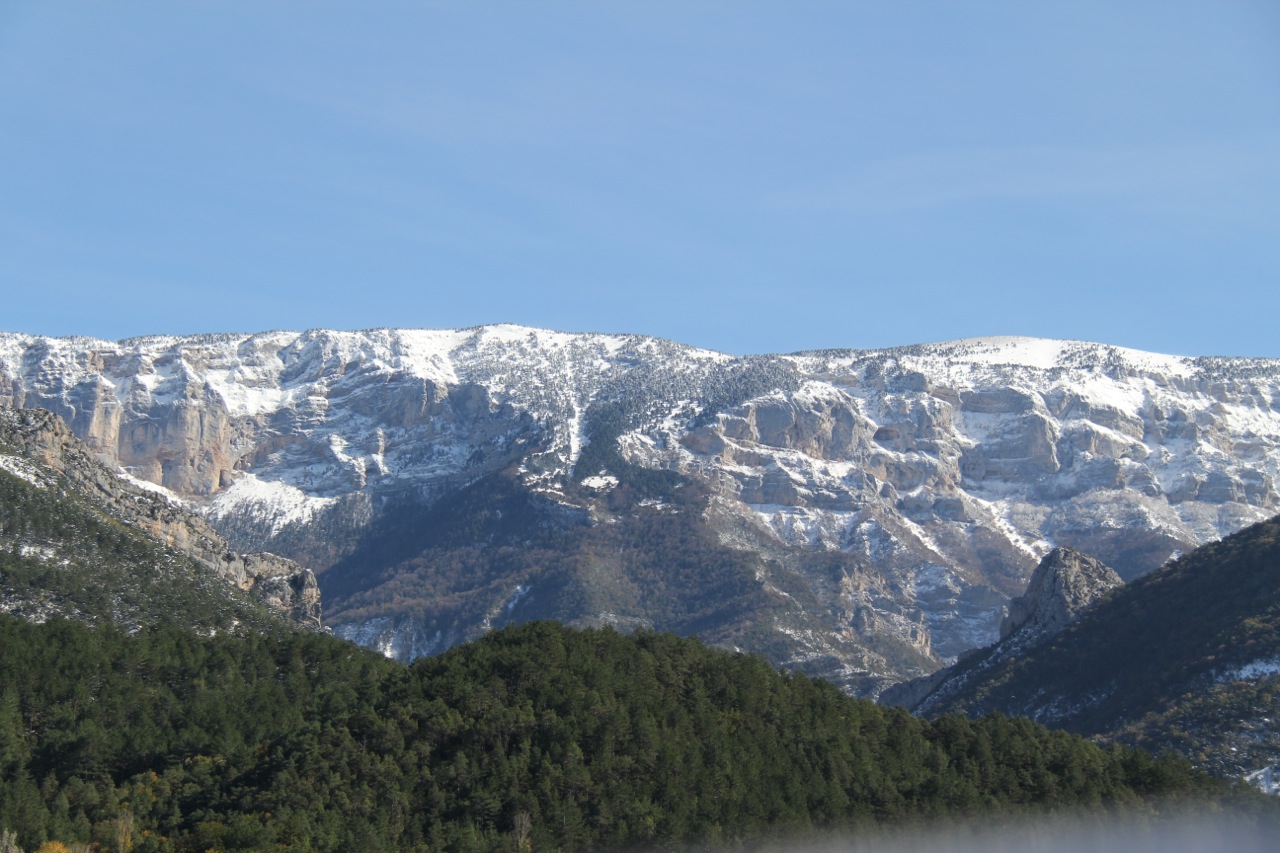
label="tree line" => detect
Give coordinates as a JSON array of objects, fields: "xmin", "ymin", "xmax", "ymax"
[{"xmin": 1, "ymin": 616, "xmax": 1263, "ymax": 853}]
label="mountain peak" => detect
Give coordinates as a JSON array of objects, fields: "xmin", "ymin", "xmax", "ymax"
[{"xmin": 999, "ymin": 547, "xmax": 1124, "ymax": 642}]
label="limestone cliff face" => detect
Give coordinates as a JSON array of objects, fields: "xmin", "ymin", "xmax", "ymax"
[
  {"xmin": 0, "ymin": 333, "xmax": 540, "ymax": 501},
  {"xmin": 1, "ymin": 329, "xmax": 1278, "ymax": 692},
  {"xmin": 0, "ymin": 406, "xmax": 321, "ymax": 628},
  {"xmin": 881, "ymin": 547, "xmax": 1122, "ymax": 712},
  {"xmin": 641, "ymin": 341, "xmax": 1280, "ymax": 667}
]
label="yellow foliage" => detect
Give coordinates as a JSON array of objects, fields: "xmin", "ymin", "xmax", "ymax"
[{"xmin": 34, "ymin": 843, "xmax": 71, "ymax": 853}]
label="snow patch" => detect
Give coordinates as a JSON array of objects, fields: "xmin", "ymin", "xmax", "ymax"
[
  {"xmin": 205, "ymin": 475, "xmax": 340, "ymax": 534},
  {"xmin": 1245, "ymin": 765, "xmax": 1280, "ymax": 796},
  {"xmin": 19, "ymin": 544, "xmax": 58, "ymax": 561},
  {"xmin": 580, "ymin": 474, "xmax": 619, "ymax": 490},
  {"xmin": 1220, "ymin": 657, "xmax": 1280, "ymax": 682},
  {"xmin": 0, "ymin": 454, "xmax": 44, "ymax": 488},
  {"xmin": 504, "ymin": 583, "xmax": 530, "ymax": 613},
  {"xmin": 910, "ymin": 337, "xmax": 1196, "ymax": 378},
  {"xmin": 117, "ymin": 468, "xmax": 177, "ymax": 498}
]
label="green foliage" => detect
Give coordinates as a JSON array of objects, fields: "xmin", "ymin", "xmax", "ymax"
[
  {"xmin": 0, "ymin": 468, "xmax": 283, "ymax": 635},
  {"xmin": 1109, "ymin": 675, "xmax": 1280, "ymax": 779},
  {"xmin": 0, "ymin": 617, "xmax": 1255, "ymax": 853},
  {"xmin": 930, "ymin": 517, "xmax": 1280, "ymax": 743}
]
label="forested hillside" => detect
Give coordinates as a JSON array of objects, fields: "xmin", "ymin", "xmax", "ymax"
[
  {"xmin": 0, "ymin": 462, "xmax": 287, "ymax": 635},
  {"xmin": 0, "ymin": 407, "xmax": 319, "ymax": 632},
  {"xmin": 0, "ymin": 618, "xmax": 1263, "ymax": 853},
  {"xmin": 910, "ymin": 516, "xmax": 1280, "ymax": 780}
]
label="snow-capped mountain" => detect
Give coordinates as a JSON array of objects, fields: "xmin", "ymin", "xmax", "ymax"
[{"xmin": 2, "ymin": 326, "xmax": 1277, "ymax": 692}]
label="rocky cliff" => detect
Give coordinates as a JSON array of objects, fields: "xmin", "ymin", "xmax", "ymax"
[
  {"xmin": 881, "ymin": 547, "xmax": 1123, "ymax": 711},
  {"xmin": 888, "ymin": 516, "xmax": 1280, "ymax": 791},
  {"xmin": 0, "ymin": 406, "xmax": 321, "ymax": 628},
  {"xmin": 2, "ymin": 328, "xmax": 1277, "ymax": 691},
  {"xmin": 999, "ymin": 548, "xmax": 1124, "ymax": 642}
]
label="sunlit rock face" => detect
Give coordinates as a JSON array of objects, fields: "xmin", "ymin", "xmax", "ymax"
[
  {"xmin": 3, "ymin": 329, "xmax": 1278, "ymax": 693},
  {"xmin": 0, "ymin": 406, "xmax": 321, "ymax": 628}
]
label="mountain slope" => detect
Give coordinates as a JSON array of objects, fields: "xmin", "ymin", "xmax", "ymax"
[
  {"xmin": 0, "ymin": 617, "xmax": 1262, "ymax": 853},
  {"xmin": 902, "ymin": 515, "xmax": 1280, "ymax": 782},
  {"xmin": 881, "ymin": 547, "xmax": 1123, "ymax": 712},
  {"xmin": 0, "ymin": 407, "xmax": 320, "ymax": 632},
  {"xmin": 2, "ymin": 327, "xmax": 1278, "ymax": 691}
]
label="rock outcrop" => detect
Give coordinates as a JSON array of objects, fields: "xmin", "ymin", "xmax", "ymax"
[
  {"xmin": 999, "ymin": 548, "xmax": 1123, "ymax": 642},
  {"xmin": 1, "ymin": 328, "xmax": 1278, "ymax": 691},
  {"xmin": 881, "ymin": 547, "xmax": 1123, "ymax": 712},
  {"xmin": 0, "ymin": 406, "xmax": 322, "ymax": 628},
  {"xmin": 879, "ymin": 515, "xmax": 1280, "ymax": 792}
]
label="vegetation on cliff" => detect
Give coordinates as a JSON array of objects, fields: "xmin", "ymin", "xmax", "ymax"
[{"xmin": 0, "ymin": 464, "xmax": 286, "ymax": 636}]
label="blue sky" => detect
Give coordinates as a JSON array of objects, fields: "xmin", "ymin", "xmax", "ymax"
[{"xmin": 1, "ymin": 1, "xmax": 1277, "ymax": 356}]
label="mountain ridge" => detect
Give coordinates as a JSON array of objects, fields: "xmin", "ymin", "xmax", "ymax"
[
  {"xmin": 891, "ymin": 514, "xmax": 1280, "ymax": 787},
  {"xmin": 3, "ymin": 325, "xmax": 1277, "ymax": 691}
]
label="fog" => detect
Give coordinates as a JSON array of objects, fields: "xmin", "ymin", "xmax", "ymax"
[{"xmin": 740, "ymin": 811, "xmax": 1278, "ymax": 853}]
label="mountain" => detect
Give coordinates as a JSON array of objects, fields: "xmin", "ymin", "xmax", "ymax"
[
  {"xmin": 880, "ymin": 548, "xmax": 1121, "ymax": 706},
  {"xmin": 880, "ymin": 547, "xmax": 1123, "ymax": 711},
  {"xmin": 892, "ymin": 516, "xmax": 1280, "ymax": 785},
  {"xmin": 2, "ymin": 327, "xmax": 1278, "ymax": 691},
  {"xmin": 0, "ymin": 406, "xmax": 321, "ymax": 631}
]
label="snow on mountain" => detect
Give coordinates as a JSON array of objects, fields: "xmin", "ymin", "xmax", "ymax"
[
  {"xmin": 0, "ymin": 453, "xmax": 45, "ymax": 488},
  {"xmin": 2, "ymin": 326, "xmax": 1278, "ymax": 692},
  {"xmin": 0, "ymin": 406, "xmax": 323, "ymax": 630},
  {"xmin": 1246, "ymin": 765, "xmax": 1280, "ymax": 796}
]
